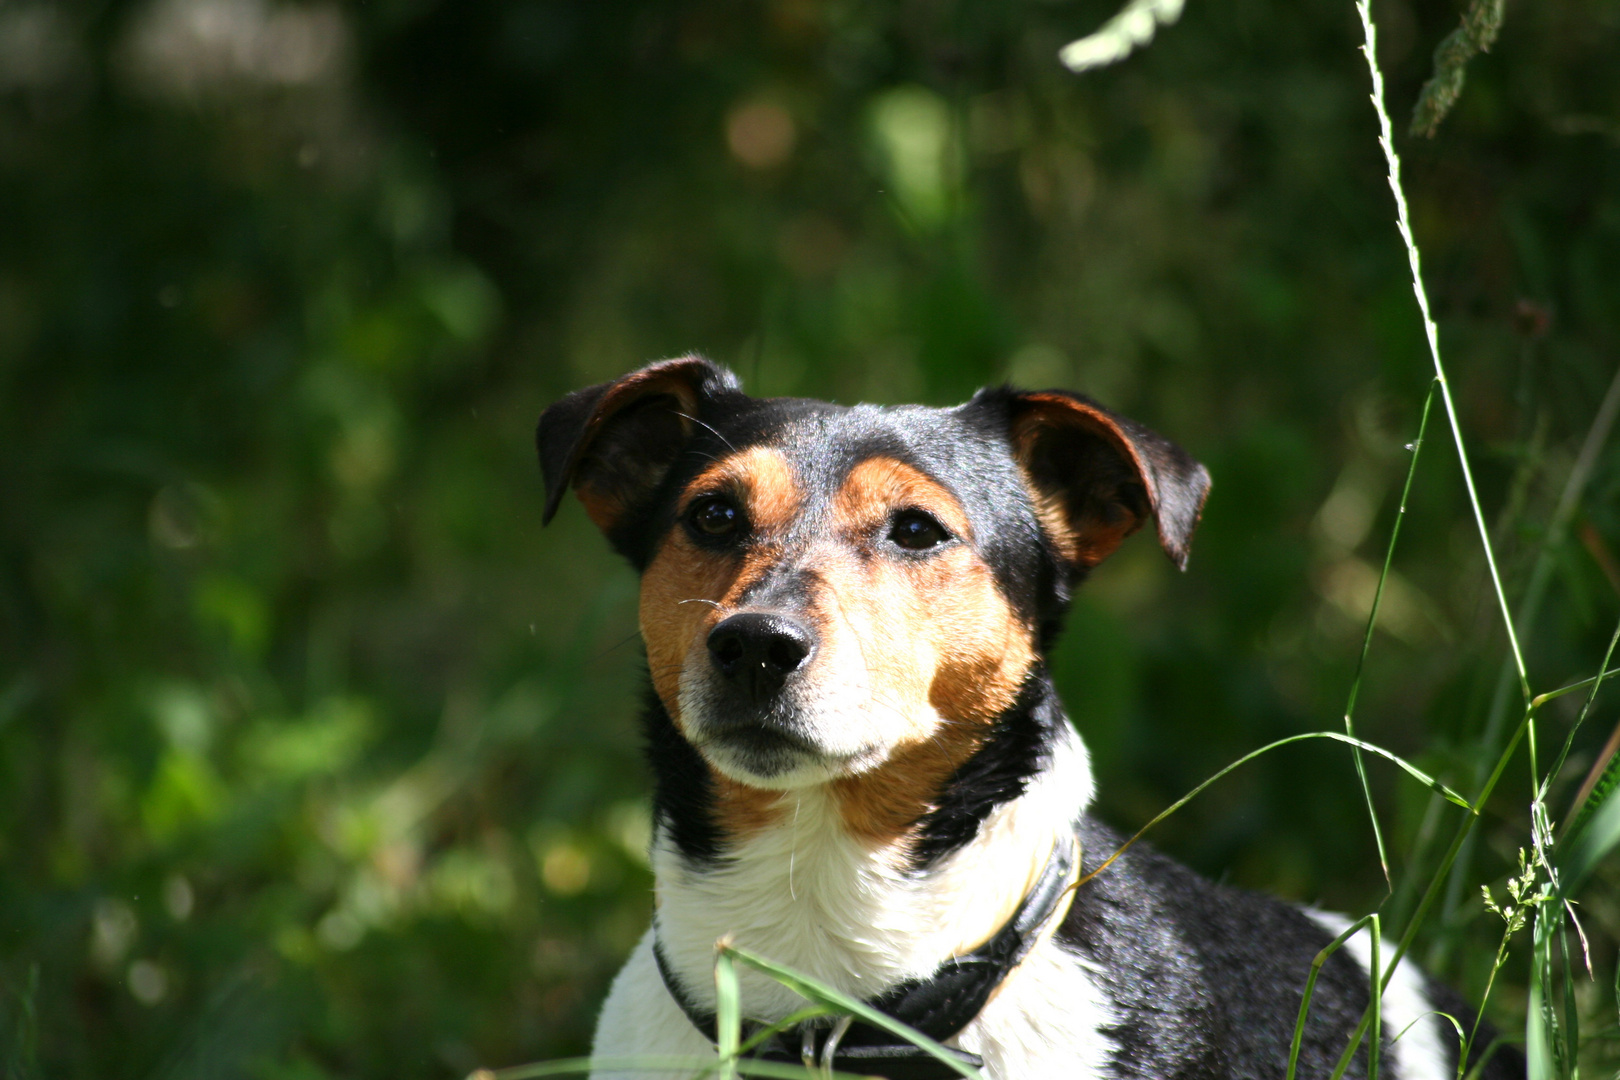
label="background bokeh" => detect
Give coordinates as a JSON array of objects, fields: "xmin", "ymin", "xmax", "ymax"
[{"xmin": 3, "ymin": 0, "xmax": 1619, "ymax": 1075}]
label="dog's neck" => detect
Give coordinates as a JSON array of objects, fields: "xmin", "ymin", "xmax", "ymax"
[{"xmin": 647, "ymin": 692, "xmax": 1092, "ymax": 1021}]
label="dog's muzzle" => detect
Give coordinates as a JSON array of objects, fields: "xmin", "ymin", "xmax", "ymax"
[{"xmin": 689, "ymin": 611, "xmax": 829, "ymax": 778}]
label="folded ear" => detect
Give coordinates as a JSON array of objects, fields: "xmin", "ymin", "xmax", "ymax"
[
  {"xmin": 976, "ymin": 388, "xmax": 1210, "ymax": 572},
  {"xmin": 537, "ymin": 355, "xmax": 741, "ymax": 531}
]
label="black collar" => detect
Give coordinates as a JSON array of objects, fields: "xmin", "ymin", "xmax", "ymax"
[{"xmin": 652, "ymin": 828, "xmax": 1079, "ymax": 1080}]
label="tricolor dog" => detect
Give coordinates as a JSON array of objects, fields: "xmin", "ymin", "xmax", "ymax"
[{"xmin": 537, "ymin": 356, "xmax": 1520, "ymax": 1079}]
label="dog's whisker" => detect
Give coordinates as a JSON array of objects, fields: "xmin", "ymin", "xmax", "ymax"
[
  {"xmin": 585, "ymin": 630, "xmax": 647, "ymax": 664},
  {"xmin": 674, "ymin": 411, "xmax": 737, "ymax": 454},
  {"xmin": 789, "ymin": 794, "xmax": 801, "ymax": 902}
]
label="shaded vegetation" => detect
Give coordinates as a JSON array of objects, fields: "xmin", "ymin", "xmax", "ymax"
[{"xmin": 2, "ymin": 0, "xmax": 1618, "ymax": 1076}]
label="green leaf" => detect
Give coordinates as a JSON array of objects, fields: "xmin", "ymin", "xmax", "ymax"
[
  {"xmin": 1563, "ymin": 738, "xmax": 1620, "ymax": 844},
  {"xmin": 1526, "ymin": 908, "xmax": 1560, "ymax": 1080},
  {"xmin": 1528, "ymin": 665, "xmax": 1620, "ymax": 711},
  {"xmin": 1557, "ymin": 765, "xmax": 1620, "ymax": 892},
  {"xmin": 1058, "ymin": 0, "xmax": 1184, "ymax": 73},
  {"xmin": 715, "ymin": 946, "xmax": 742, "ymax": 1080}
]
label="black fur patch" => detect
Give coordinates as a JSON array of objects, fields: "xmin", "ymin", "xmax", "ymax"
[
  {"xmin": 908, "ymin": 674, "xmax": 1059, "ymax": 870},
  {"xmin": 641, "ymin": 687, "xmax": 725, "ymax": 865},
  {"xmin": 1061, "ymin": 817, "xmax": 1385, "ymax": 1079}
]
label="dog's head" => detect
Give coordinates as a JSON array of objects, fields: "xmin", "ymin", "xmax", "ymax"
[{"xmin": 538, "ymin": 356, "xmax": 1208, "ymax": 824}]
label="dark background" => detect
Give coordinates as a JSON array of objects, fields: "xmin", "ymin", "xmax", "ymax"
[{"xmin": 3, "ymin": 0, "xmax": 1619, "ymax": 1075}]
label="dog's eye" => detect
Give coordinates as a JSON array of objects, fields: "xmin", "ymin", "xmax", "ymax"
[
  {"xmin": 889, "ymin": 511, "xmax": 950, "ymax": 551},
  {"xmin": 689, "ymin": 496, "xmax": 742, "ymax": 538}
]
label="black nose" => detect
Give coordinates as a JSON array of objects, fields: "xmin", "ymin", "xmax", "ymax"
[{"xmin": 706, "ymin": 612, "xmax": 815, "ymax": 702}]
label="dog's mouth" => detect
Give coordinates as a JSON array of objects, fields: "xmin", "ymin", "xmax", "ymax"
[
  {"xmin": 699, "ymin": 724, "xmax": 818, "ymax": 778},
  {"xmin": 678, "ymin": 663, "xmax": 887, "ymax": 786},
  {"xmin": 694, "ymin": 721, "xmax": 874, "ymax": 785},
  {"xmin": 710, "ymin": 723, "xmax": 813, "ymax": 759}
]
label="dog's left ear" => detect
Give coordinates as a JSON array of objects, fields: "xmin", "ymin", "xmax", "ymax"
[
  {"xmin": 972, "ymin": 388, "xmax": 1210, "ymax": 571},
  {"xmin": 537, "ymin": 355, "xmax": 741, "ymax": 531}
]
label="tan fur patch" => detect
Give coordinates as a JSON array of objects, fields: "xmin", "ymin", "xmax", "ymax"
[
  {"xmin": 712, "ymin": 774, "xmax": 785, "ymax": 837},
  {"xmin": 638, "ymin": 446, "xmax": 804, "ymax": 837},
  {"xmin": 576, "ymin": 487, "xmax": 624, "ymax": 533},
  {"xmin": 640, "ymin": 533, "xmax": 737, "ymax": 717},
  {"xmin": 822, "ymin": 458, "xmax": 1036, "ymax": 845},
  {"xmin": 1022, "ymin": 481, "xmax": 1081, "ymax": 566}
]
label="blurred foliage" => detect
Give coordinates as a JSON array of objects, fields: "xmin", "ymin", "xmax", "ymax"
[
  {"xmin": 2, "ymin": 0, "xmax": 1619, "ymax": 1076},
  {"xmin": 1408, "ymin": 0, "xmax": 1503, "ymax": 138}
]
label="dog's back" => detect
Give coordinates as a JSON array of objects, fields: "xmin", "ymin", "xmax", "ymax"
[{"xmin": 1060, "ymin": 817, "xmax": 1524, "ymax": 1079}]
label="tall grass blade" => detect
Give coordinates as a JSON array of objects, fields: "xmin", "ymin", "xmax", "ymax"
[
  {"xmin": 1549, "ymin": 618, "xmax": 1620, "ymax": 890},
  {"xmin": 1460, "ymin": 1036, "xmax": 1518, "ymax": 1080},
  {"xmin": 1343, "ymin": 380, "xmax": 1438, "ymax": 886},
  {"xmin": 1440, "ymin": 358, "xmax": 1620, "ymax": 946},
  {"xmin": 1369, "ymin": 917, "xmax": 1382, "ymax": 1080},
  {"xmin": 1355, "ymin": 0, "xmax": 1528, "ymax": 698},
  {"xmin": 1325, "ymin": 917, "xmax": 1388, "ymax": 1080},
  {"xmin": 1529, "ymin": 664, "xmax": 1620, "ymax": 712},
  {"xmin": 1526, "ymin": 956, "xmax": 1553, "ymax": 1080},
  {"xmin": 715, "ymin": 944, "xmax": 742, "ymax": 1080},
  {"xmin": 718, "ymin": 943, "xmax": 983, "ymax": 1080},
  {"xmin": 484, "ymin": 1055, "xmax": 876, "ymax": 1079},
  {"xmin": 1287, "ymin": 915, "xmax": 1376, "ymax": 1080},
  {"xmin": 1075, "ymin": 731, "xmax": 1470, "ymax": 892},
  {"xmin": 1348, "ymin": 11, "xmax": 1591, "ymax": 1058},
  {"xmin": 1557, "ymin": 920, "xmax": 1578, "ymax": 1080},
  {"xmin": 1323, "ymin": 696, "xmax": 1538, "ymax": 1075}
]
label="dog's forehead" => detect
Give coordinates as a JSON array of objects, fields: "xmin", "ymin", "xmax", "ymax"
[{"xmin": 701, "ymin": 397, "xmax": 1023, "ymax": 512}]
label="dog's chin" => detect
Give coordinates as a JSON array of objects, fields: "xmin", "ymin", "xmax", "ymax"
[{"xmin": 698, "ymin": 727, "xmax": 876, "ymax": 790}]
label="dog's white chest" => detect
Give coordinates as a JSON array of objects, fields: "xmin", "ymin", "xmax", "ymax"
[{"xmin": 588, "ymin": 928, "xmax": 1117, "ymax": 1080}]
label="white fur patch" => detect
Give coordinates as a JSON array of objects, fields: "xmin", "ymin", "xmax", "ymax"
[
  {"xmin": 1306, "ymin": 910, "xmax": 1454, "ymax": 1080},
  {"xmin": 957, "ymin": 933, "xmax": 1118, "ymax": 1077},
  {"xmin": 593, "ymin": 724, "xmax": 1116, "ymax": 1079},
  {"xmin": 589, "ymin": 930, "xmax": 716, "ymax": 1080}
]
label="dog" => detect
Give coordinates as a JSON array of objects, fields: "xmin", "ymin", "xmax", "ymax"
[{"xmin": 537, "ymin": 356, "xmax": 1521, "ymax": 1079}]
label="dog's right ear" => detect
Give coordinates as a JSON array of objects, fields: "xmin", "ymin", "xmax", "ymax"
[
  {"xmin": 965, "ymin": 386, "xmax": 1210, "ymax": 574},
  {"xmin": 537, "ymin": 355, "xmax": 741, "ymax": 531}
]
